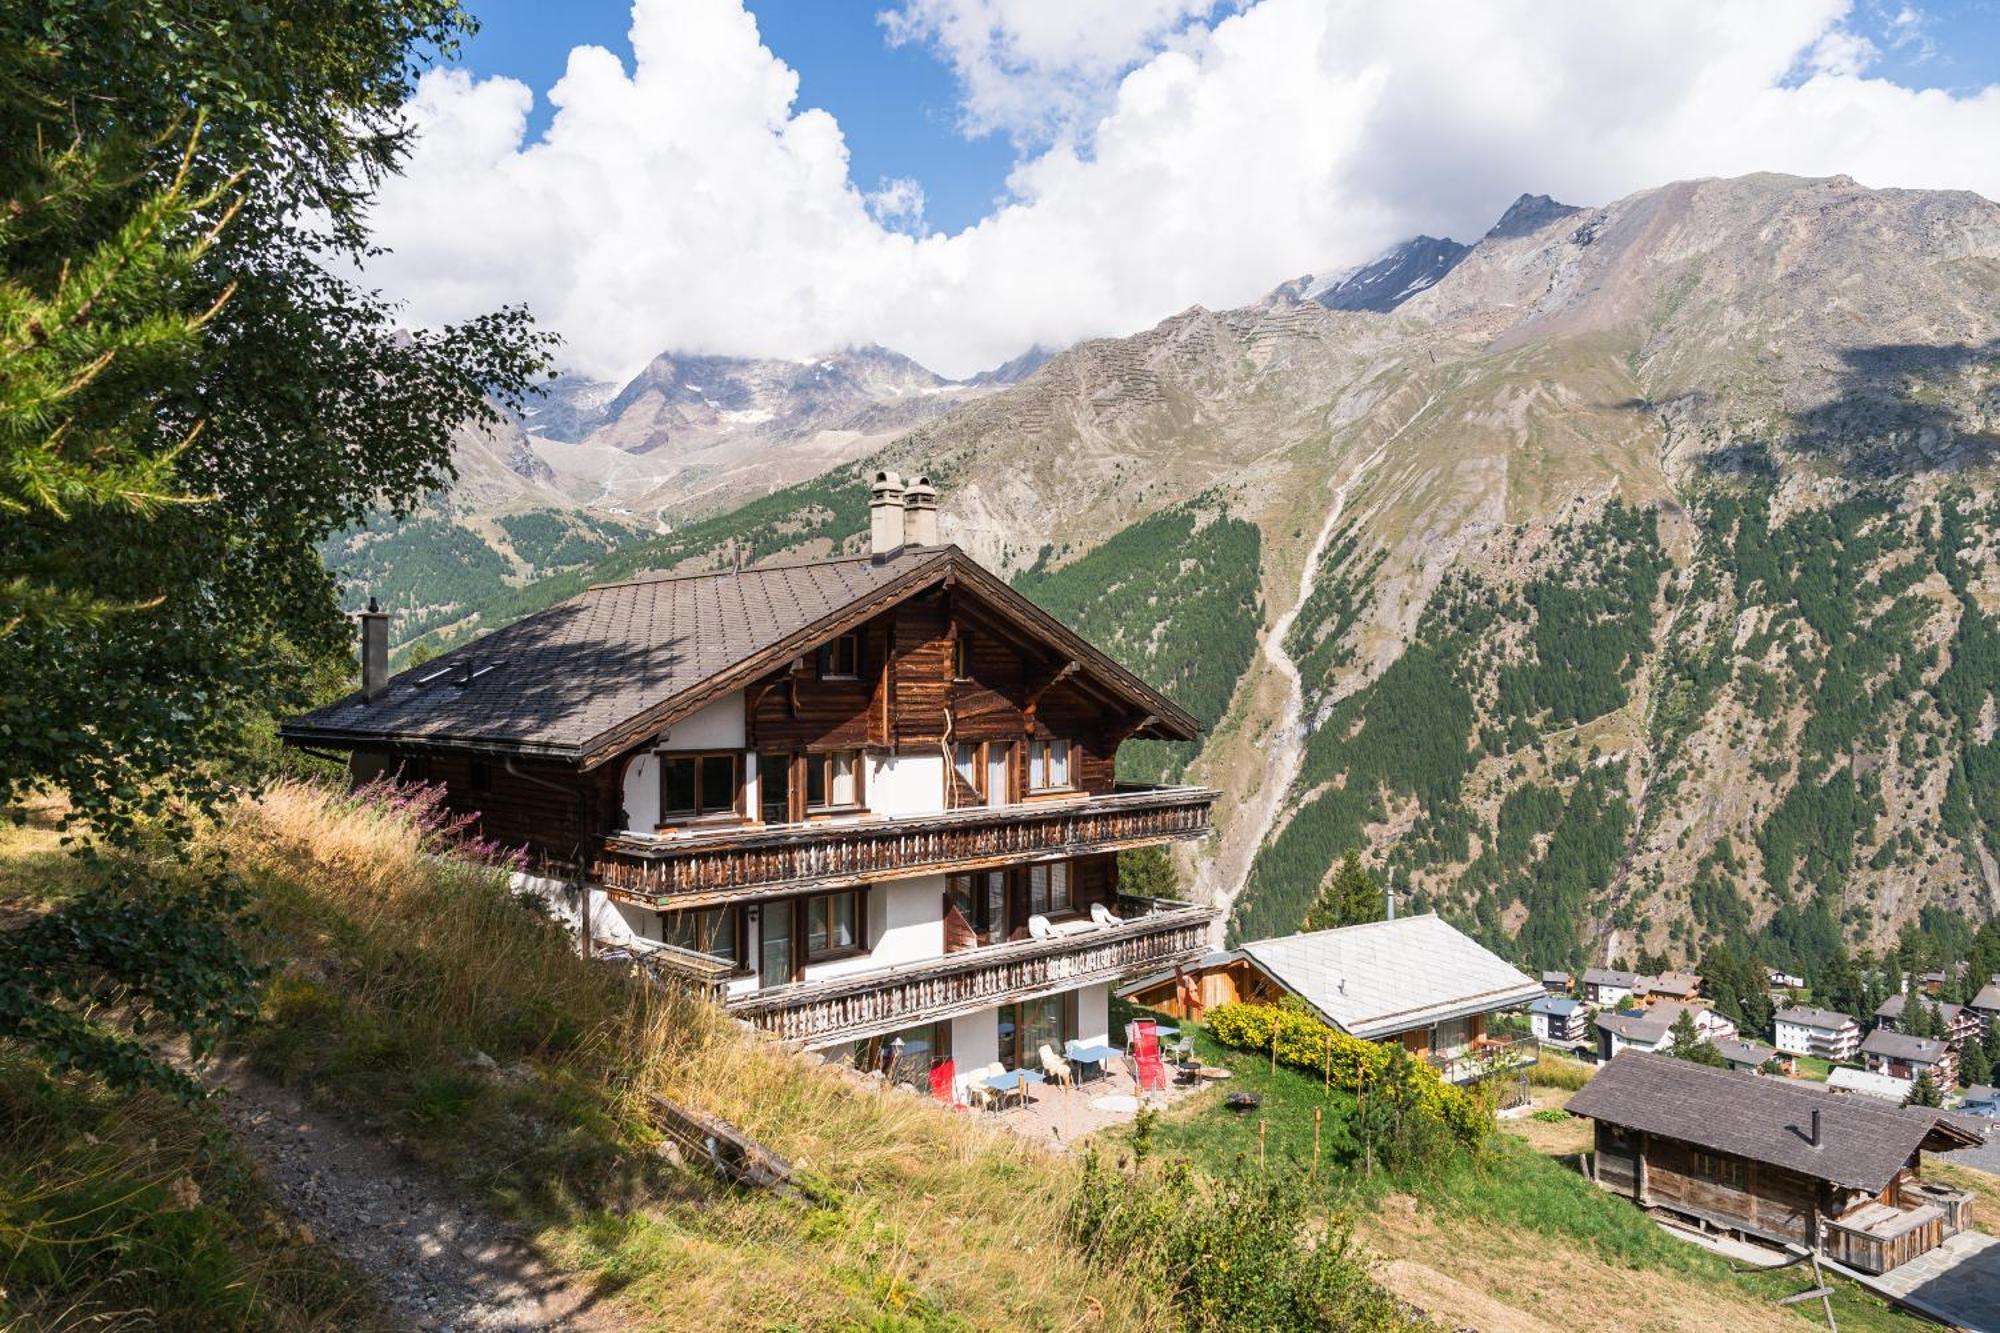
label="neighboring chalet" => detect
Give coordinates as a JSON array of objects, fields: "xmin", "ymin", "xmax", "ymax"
[
  {"xmin": 1861, "ymin": 1029, "xmax": 1957, "ymax": 1090},
  {"xmin": 1643, "ymin": 972, "xmax": 1703, "ymax": 1004},
  {"xmin": 1773, "ymin": 1005, "xmax": 1862, "ymax": 1063},
  {"xmin": 1874, "ymin": 994, "xmax": 1980, "ymax": 1049},
  {"xmin": 1530, "ymin": 995, "xmax": 1590, "ymax": 1048},
  {"xmin": 1714, "ymin": 1037, "xmax": 1791, "ymax": 1076},
  {"xmin": 1540, "ymin": 970, "xmax": 1570, "ymax": 996},
  {"xmin": 1569, "ymin": 1053, "xmax": 1981, "ymax": 1275},
  {"xmin": 1581, "ymin": 968, "xmax": 1641, "ymax": 1006},
  {"xmin": 1121, "ymin": 914, "xmax": 1544, "ymax": 1090},
  {"xmin": 1595, "ymin": 1001, "xmax": 1736, "ymax": 1061},
  {"xmin": 282, "ymin": 473, "xmax": 1219, "ymax": 1098},
  {"xmin": 1827, "ymin": 1066, "xmax": 1914, "ymax": 1103},
  {"xmin": 1970, "ymin": 979, "xmax": 2000, "ymax": 1037}
]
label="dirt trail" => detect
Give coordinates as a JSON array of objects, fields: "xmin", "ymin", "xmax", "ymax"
[
  {"xmin": 202, "ymin": 1055, "xmax": 617, "ymax": 1331},
  {"xmin": 1194, "ymin": 398, "xmax": 1433, "ymax": 940}
]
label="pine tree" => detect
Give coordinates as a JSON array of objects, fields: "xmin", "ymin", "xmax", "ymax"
[
  {"xmin": 1908, "ymin": 1069, "xmax": 1944, "ymax": 1108},
  {"xmin": 1302, "ymin": 851, "xmax": 1384, "ymax": 932},
  {"xmin": 1961, "ymin": 1040, "xmax": 1992, "ymax": 1090},
  {"xmin": 1666, "ymin": 1009, "xmax": 1727, "ymax": 1067}
]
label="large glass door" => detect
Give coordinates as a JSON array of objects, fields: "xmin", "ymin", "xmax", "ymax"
[
  {"xmin": 986, "ymin": 743, "xmax": 1011, "ymax": 807},
  {"xmin": 759, "ymin": 904, "xmax": 793, "ymax": 989}
]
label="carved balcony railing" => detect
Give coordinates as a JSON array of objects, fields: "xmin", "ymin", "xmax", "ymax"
[
  {"xmin": 592, "ymin": 935, "xmax": 738, "ymax": 1003},
  {"xmin": 593, "ymin": 784, "xmax": 1216, "ymax": 909},
  {"xmin": 723, "ymin": 895, "xmax": 1215, "ymax": 1046}
]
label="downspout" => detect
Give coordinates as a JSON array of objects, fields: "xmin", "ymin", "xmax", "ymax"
[{"xmin": 507, "ymin": 755, "xmax": 594, "ymax": 960}]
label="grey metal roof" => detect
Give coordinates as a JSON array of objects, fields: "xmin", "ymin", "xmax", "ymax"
[
  {"xmin": 283, "ymin": 543, "xmax": 1198, "ymax": 765},
  {"xmin": 1566, "ymin": 1052, "xmax": 1977, "ymax": 1193},
  {"xmin": 1862, "ymin": 1028, "xmax": 1950, "ymax": 1064},
  {"xmin": 1775, "ymin": 1005, "xmax": 1858, "ymax": 1031},
  {"xmin": 1237, "ymin": 914, "xmax": 1543, "ymax": 1040},
  {"xmin": 1827, "ymin": 1066, "xmax": 1914, "ymax": 1101},
  {"xmin": 1531, "ymin": 996, "xmax": 1585, "ymax": 1016}
]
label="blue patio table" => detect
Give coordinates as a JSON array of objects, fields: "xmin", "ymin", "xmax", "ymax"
[
  {"xmin": 1064, "ymin": 1042, "xmax": 1120, "ymax": 1082},
  {"xmin": 980, "ymin": 1067, "xmax": 1044, "ymax": 1110}
]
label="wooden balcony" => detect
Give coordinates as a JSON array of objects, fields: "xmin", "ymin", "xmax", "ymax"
[
  {"xmin": 724, "ymin": 895, "xmax": 1216, "ymax": 1046},
  {"xmin": 593, "ymin": 783, "xmax": 1215, "ymax": 909},
  {"xmin": 1427, "ymin": 1036, "xmax": 1537, "ymax": 1085}
]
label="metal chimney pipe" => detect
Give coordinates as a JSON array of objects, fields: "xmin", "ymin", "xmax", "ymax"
[
  {"xmin": 1809, "ymin": 1107, "xmax": 1822, "ymax": 1148},
  {"xmin": 359, "ymin": 597, "xmax": 390, "ymax": 703},
  {"xmin": 1385, "ymin": 872, "xmax": 1396, "ymax": 921}
]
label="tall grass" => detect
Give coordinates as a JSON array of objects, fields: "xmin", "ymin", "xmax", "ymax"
[
  {"xmin": 223, "ymin": 780, "xmax": 1157, "ymax": 1329},
  {"xmin": 1527, "ymin": 1050, "xmax": 1595, "ymax": 1091}
]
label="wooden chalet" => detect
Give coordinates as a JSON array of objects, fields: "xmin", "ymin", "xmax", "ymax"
[
  {"xmin": 283, "ymin": 472, "xmax": 1219, "ymax": 1096},
  {"xmin": 1568, "ymin": 1053, "xmax": 1981, "ymax": 1275}
]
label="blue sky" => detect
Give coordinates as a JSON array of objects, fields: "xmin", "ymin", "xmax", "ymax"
[
  {"xmin": 456, "ymin": 1, "xmax": 1019, "ymax": 233},
  {"xmin": 371, "ymin": 0, "xmax": 2000, "ymax": 379}
]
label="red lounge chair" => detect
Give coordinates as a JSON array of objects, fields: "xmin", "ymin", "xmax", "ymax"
[
  {"xmin": 929, "ymin": 1058, "xmax": 962, "ymax": 1107},
  {"xmin": 1128, "ymin": 1020, "xmax": 1167, "ymax": 1092}
]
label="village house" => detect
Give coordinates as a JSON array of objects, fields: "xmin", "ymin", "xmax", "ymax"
[
  {"xmin": 1640, "ymin": 971, "xmax": 1703, "ymax": 1004},
  {"xmin": 1970, "ymin": 979, "xmax": 2000, "ymax": 1037},
  {"xmin": 1827, "ymin": 1066, "xmax": 1914, "ymax": 1103},
  {"xmin": 1874, "ymin": 993, "xmax": 1980, "ymax": 1048},
  {"xmin": 1120, "ymin": 913, "xmax": 1544, "ymax": 1091},
  {"xmin": 1568, "ymin": 1053, "xmax": 1980, "ymax": 1275},
  {"xmin": 1861, "ymin": 1029, "xmax": 1957, "ymax": 1089},
  {"xmin": 1714, "ymin": 1037, "xmax": 1792, "ymax": 1076},
  {"xmin": 1529, "ymin": 995, "xmax": 1590, "ymax": 1048},
  {"xmin": 1767, "ymin": 968, "xmax": 1807, "ymax": 992},
  {"xmin": 1540, "ymin": 970, "xmax": 1571, "ymax": 996},
  {"xmin": 1773, "ymin": 1005, "xmax": 1862, "ymax": 1062},
  {"xmin": 282, "ymin": 473, "xmax": 1219, "ymax": 1100},
  {"xmin": 1594, "ymin": 1001, "xmax": 1737, "ymax": 1061},
  {"xmin": 1581, "ymin": 967, "xmax": 1642, "ymax": 1006}
]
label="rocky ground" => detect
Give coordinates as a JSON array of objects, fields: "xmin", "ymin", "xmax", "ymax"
[{"xmin": 203, "ymin": 1054, "xmax": 617, "ymax": 1332}]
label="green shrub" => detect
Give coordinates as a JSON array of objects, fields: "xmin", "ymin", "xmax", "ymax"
[
  {"xmin": 1068, "ymin": 1150, "xmax": 1421, "ymax": 1332},
  {"xmin": 1204, "ymin": 1000, "xmax": 1489, "ymax": 1145}
]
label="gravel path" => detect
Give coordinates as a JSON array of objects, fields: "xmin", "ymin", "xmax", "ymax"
[{"xmin": 204, "ymin": 1055, "xmax": 617, "ymax": 1331}]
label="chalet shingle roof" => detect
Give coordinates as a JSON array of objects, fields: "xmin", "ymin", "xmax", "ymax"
[
  {"xmin": 283, "ymin": 544, "xmax": 1199, "ymax": 766},
  {"xmin": 1531, "ymin": 996, "xmax": 1585, "ymax": 1017},
  {"xmin": 1582, "ymin": 968, "xmax": 1639, "ymax": 988},
  {"xmin": 1566, "ymin": 1052, "xmax": 1977, "ymax": 1193},
  {"xmin": 1775, "ymin": 1005, "xmax": 1857, "ymax": 1031},
  {"xmin": 1971, "ymin": 983, "xmax": 2000, "ymax": 1012},
  {"xmin": 1714, "ymin": 1038, "xmax": 1779, "ymax": 1067},
  {"xmin": 1875, "ymin": 994, "xmax": 1963, "ymax": 1025},
  {"xmin": 1861, "ymin": 1029, "xmax": 1950, "ymax": 1065},
  {"xmin": 1594, "ymin": 1002, "xmax": 1706, "ymax": 1045},
  {"xmin": 1237, "ymin": 914, "xmax": 1543, "ymax": 1040}
]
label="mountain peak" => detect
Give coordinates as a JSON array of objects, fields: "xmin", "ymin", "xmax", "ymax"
[{"xmin": 1484, "ymin": 193, "xmax": 1583, "ymax": 241}]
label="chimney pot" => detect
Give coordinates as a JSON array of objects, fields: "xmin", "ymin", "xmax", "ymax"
[
  {"xmin": 1809, "ymin": 1107, "xmax": 1822, "ymax": 1148},
  {"xmin": 869, "ymin": 470, "xmax": 906, "ymax": 558},
  {"xmin": 903, "ymin": 474, "xmax": 939, "ymax": 546},
  {"xmin": 359, "ymin": 599, "xmax": 390, "ymax": 703}
]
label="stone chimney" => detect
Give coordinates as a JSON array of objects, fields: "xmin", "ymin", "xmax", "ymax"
[
  {"xmin": 869, "ymin": 470, "xmax": 906, "ymax": 557},
  {"xmin": 359, "ymin": 597, "xmax": 390, "ymax": 703},
  {"xmin": 903, "ymin": 474, "xmax": 939, "ymax": 546}
]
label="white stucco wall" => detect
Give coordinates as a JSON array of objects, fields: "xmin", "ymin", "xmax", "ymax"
[
  {"xmin": 656, "ymin": 690, "xmax": 745, "ymax": 750},
  {"xmin": 1076, "ymin": 982, "xmax": 1110, "ymax": 1047},
  {"xmin": 620, "ymin": 753, "xmax": 659, "ymax": 832},
  {"xmin": 798, "ymin": 875, "xmax": 945, "ymax": 983},
  {"xmin": 512, "ymin": 871, "xmax": 635, "ymax": 947},
  {"xmin": 868, "ymin": 750, "xmax": 945, "ymax": 817},
  {"xmin": 952, "ymin": 1008, "xmax": 999, "ymax": 1094}
]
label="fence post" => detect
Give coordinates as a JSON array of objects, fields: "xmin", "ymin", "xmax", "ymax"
[
  {"xmin": 1259, "ymin": 1118, "xmax": 1267, "ymax": 1174},
  {"xmin": 1312, "ymin": 1105, "xmax": 1322, "ymax": 1181}
]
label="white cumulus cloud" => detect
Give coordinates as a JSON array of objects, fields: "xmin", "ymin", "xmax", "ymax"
[{"xmin": 359, "ymin": 0, "xmax": 2000, "ymax": 381}]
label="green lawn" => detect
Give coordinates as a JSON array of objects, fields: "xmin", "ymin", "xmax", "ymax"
[
  {"xmin": 1111, "ymin": 999, "xmax": 1930, "ymax": 1333},
  {"xmin": 1793, "ymin": 1055, "xmax": 1836, "ymax": 1082}
]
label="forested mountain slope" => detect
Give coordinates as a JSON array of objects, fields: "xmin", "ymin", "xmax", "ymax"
[{"xmin": 351, "ymin": 172, "xmax": 2000, "ymax": 984}]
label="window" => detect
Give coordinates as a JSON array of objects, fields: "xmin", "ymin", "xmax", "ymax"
[
  {"xmin": 817, "ymin": 632, "xmax": 860, "ymax": 679},
  {"xmin": 1028, "ymin": 738, "xmax": 1071, "ymax": 791},
  {"xmin": 947, "ymin": 870, "xmax": 1008, "ymax": 947},
  {"xmin": 805, "ymin": 890, "xmax": 864, "ymax": 960},
  {"xmin": 659, "ymin": 752, "xmax": 741, "ymax": 822},
  {"xmin": 952, "ymin": 632, "xmax": 972, "ymax": 680},
  {"xmin": 856, "ymin": 1021, "xmax": 953, "ymax": 1091},
  {"xmin": 757, "ymin": 753, "xmax": 792, "ymax": 823},
  {"xmin": 805, "ymin": 749, "xmax": 861, "ymax": 810},
  {"xmin": 467, "ymin": 759, "xmax": 493, "ymax": 795},
  {"xmin": 1027, "ymin": 861, "xmax": 1071, "ymax": 915},
  {"xmin": 998, "ymin": 993, "xmax": 1076, "ymax": 1070},
  {"xmin": 659, "ymin": 906, "xmax": 738, "ymax": 962},
  {"xmin": 952, "ymin": 742, "xmax": 981, "ymax": 802},
  {"xmin": 1691, "ymin": 1150, "xmax": 1747, "ymax": 1190}
]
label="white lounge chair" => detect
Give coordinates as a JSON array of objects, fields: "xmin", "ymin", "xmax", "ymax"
[
  {"xmin": 1039, "ymin": 1044, "xmax": 1073, "ymax": 1090},
  {"xmin": 1028, "ymin": 914, "xmax": 1054, "ymax": 940},
  {"xmin": 1090, "ymin": 902, "xmax": 1123, "ymax": 927}
]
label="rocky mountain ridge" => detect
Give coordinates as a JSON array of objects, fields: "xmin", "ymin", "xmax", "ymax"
[{"xmin": 357, "ymin": 171, "xmax": 2000, "ymax": 981}]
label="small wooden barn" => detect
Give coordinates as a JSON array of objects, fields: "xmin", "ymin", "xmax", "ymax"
[{"xmin": 1568, "ymin": 1053, "xmax": 1981, "ymax": 1274}]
